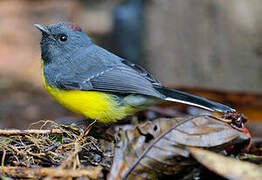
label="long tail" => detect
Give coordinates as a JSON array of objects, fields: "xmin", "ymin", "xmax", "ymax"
[{"xmin": 156, "ymin": 87, "xmax": 235, "ymax": 113}]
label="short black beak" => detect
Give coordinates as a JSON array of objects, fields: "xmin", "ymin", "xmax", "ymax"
[
  {"xmin": 34, "ymin": 24, "xmax": 56, "ymax": 41},
  {"xmin": 34, "ymin": 24, "xmax": 50, "ymax": 34}
]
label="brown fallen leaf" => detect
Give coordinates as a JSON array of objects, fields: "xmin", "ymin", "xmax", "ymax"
[
  {"xmin": 108, "ymin": 115, "xmax": 250, "ymax": 180},
  {"xmin": 188, "ymin": 147, "xmax": 262, "ymax": 180}
]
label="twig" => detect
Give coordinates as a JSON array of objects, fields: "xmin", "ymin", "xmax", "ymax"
[
  {"xmin": 0, "ymin": 129, "xmax": 62, "ymax": 135},
  {"xmin": 0, "ymin": 166, "xmax": 102, "ymax": 179},
  {"xmin": 59, "ymin": 142, "xmax": 82, "ymax": 169},
  {"xmin": 1, "ymin": 150, "xmax": 6, "ymax": 166},
  {"xmin": 84, "ymin": 120, "xmax": 96, "ymax": 136},
  {"xmin": 0, "ymin": 142, "xmax": 24, "ymax": 156}
]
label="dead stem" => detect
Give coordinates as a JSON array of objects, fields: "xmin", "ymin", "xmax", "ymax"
[
  {"xmin": 0, "ymin": 166, "xmax": 102, "ymax": 179},
  {"xmin": 0, "ymin": 129, "xmax": 62, "ymax": 135},
  {"xmin": 1, "ymin": 149, "xmax": 6, "ymax": 166},
  {"xmin": 0, "ymin": 119, "xmax": 112, "ymax": 179}
]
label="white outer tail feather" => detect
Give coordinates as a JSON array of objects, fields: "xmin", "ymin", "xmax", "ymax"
[{"xmin": 165, "ymin": 97, "xmax": 214, "ymax": 112}]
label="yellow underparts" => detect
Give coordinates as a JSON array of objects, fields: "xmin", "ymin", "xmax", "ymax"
[{"xmin": 41, "ymin": 60, "xmax": 135, "ymax": 123}]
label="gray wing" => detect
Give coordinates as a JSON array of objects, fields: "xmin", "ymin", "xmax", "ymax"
[
  {"xmin": 54, "ymin": 44, "xmax": 164, "ymax": 98},
  {"xmin": 90, "ymin": 62, "xmax": 164, "ymax": 97},
  {"xmin": 57, "ymin": 59, "xmax": 164, "ymax": 99},
  {"xmin": 57, "ymin": 62, "xmax": 164, "ymax": 98}
]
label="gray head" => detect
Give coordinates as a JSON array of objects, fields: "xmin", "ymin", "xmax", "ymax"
[{"xmin": 35, "ymin": 22, "xmax": 92, "ymax": 63}]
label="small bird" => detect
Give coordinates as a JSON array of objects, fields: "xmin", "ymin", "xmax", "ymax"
[{"xmin": 35, "ymin": 22, "xmax": 235, "ymax": 123}]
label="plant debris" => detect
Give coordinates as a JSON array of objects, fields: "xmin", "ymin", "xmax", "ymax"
[
  {"xmin": 0, "ymin": 166, "xmax": 102, "ymax": 179},
  {"xmin": 0, "ymin": 121, "xmax": 112, "ymax": 179},
  {"xmin": 0, "ymin": 106, "xmax": 261, "ymax": 179},
  {"xmin": 188, "ymin": 147, "xmax": 262, "ymax": 180},
  {"xmin": 108, "ymin": 115, "xmax": 250, "ymax": 180},
  {"xmin": 221, "ymin": 112, "xmax": 248, "ymax": 128}
]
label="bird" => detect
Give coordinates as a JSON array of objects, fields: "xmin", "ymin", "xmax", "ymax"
[{"xmin": 35, "ymin": 22, "xmax": 235, "ymax": 123}]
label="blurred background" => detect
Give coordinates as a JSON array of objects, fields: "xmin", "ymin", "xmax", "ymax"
[{"xmin": 0, "ymin": 0, "xmax": 262, "ymax": 129}]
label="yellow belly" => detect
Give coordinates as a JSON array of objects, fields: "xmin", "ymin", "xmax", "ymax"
[{"xmin": 41, "ymin": 60, "xmax": 133, "ymax": 123}]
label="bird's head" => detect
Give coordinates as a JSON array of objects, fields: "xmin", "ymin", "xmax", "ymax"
[{"xmin": 35, "ymin": 22, "xmax": 92, "ymax": 63}]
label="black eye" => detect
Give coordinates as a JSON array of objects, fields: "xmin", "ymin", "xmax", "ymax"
[{"xmin": 59, "ymin": 34, "xmax": 67, "ymax": 42}]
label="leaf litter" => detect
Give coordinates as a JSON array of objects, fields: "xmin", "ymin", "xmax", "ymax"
[
  {"xmin": 108, "ymin": 115, "xmax": 250, "ymax": 180},
  {"xmin": 0, "ymin": 106, "xmax": 261, "ymax": 179},
  {"xmin": 0, "ymin": 120, "xmax": 110, "ymax": 179}
]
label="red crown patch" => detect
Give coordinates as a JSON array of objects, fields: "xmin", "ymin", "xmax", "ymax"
[{"xmin": 66, "ymin": 22, "xmax": 82, "ymax": 31}]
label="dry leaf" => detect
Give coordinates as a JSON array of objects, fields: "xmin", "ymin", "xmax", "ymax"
[
  {"xmin": 108, "ymin": 115, "xmax": 250, "ymax": 180},
  {"xmin": 188, "ymin": 147, "xmax": 262, "ymax": 180}
]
